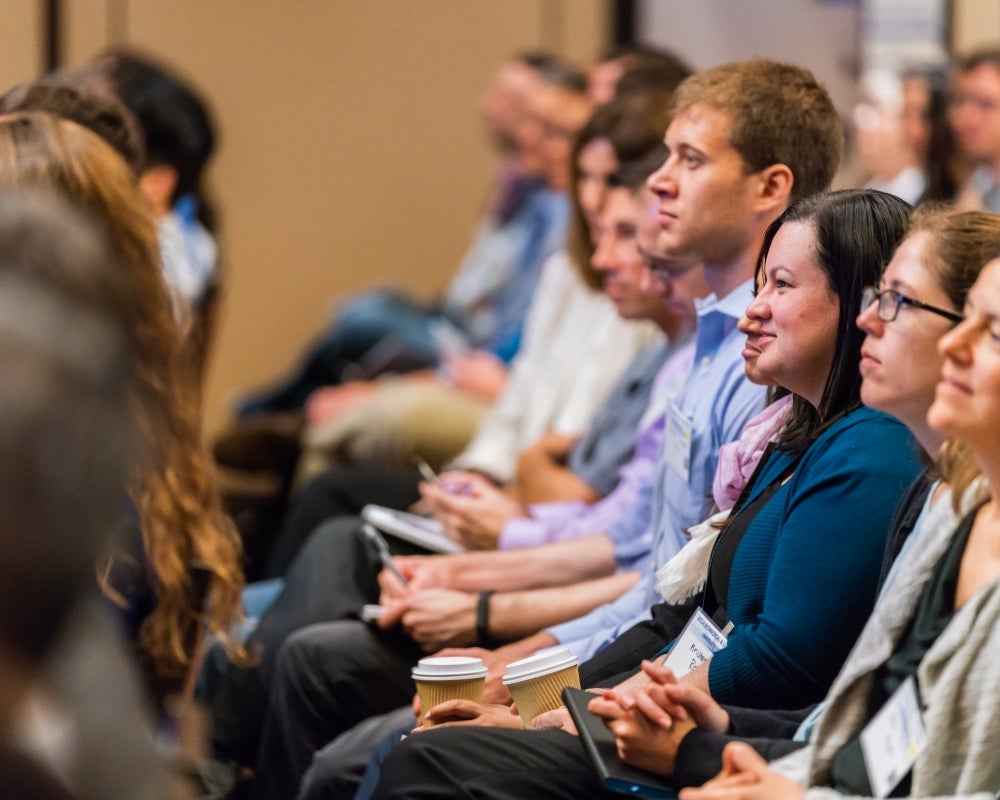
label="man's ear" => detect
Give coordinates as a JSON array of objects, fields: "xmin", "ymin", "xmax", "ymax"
[
  {"xmin": 753, "ymin": 164, "xmax": 794, "ymax": 214},
  {"xmin": 139, "ymin": 164, "xmax": 178, "ymax": 217}
]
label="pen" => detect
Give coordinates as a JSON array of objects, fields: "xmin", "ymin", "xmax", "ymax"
[
  {"xmin": 413, "ymin": 456, "xmax": 438, "ymax": 484},
  {"xmin": 362, "ymin": 523, "xmax": 408, "ymax": 586}
]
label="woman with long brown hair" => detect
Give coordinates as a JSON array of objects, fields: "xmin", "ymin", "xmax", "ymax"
[{"xmin": 0, "ymin": 110, "xmax": 244, "ymax": 702}]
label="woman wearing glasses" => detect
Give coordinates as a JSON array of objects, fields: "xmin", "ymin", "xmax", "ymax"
[{"xmin": 596, "ymin": 208, "xmax": 1000, "ymax": 799}]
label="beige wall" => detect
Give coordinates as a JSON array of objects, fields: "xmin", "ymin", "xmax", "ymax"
[
  {"xmin": 0, "ymin": 1, "xmax": 42, "ymax": 88},
  {"xmin": 56, "ymin": 0, "xmax": 603, "ymax": 433},
  {"xmin": 954, "ymin": 0, "xmax": 1000, "ymax": 52}
]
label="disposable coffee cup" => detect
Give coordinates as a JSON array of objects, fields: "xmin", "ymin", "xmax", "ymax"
[
  {"xmin": 502, "ymin": 647, "xmax": 580, "ymax": 727},
  {"xmin": 411, "ymin": 656, "xmax": 488, "ymax": 727}
]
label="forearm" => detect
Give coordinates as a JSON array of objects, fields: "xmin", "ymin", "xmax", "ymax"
[
  {"xmin": 444, "ymin": 533, "xmax": 617, "ymax": 592},
  {"xmin": 488, "ymin": 571, "xmax": 641, "ymax": 640},
  {"xmin": 516, "ymin": 460, "xmax": 598, "ymax": 506}
]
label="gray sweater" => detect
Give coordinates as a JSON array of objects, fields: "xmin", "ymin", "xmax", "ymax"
[{"xmin": 772, "ymin": 480, "xmax": 999, "ymax": 800}]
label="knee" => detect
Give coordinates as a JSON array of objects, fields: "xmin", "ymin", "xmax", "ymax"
[
  {"xmin": 371, "ymin": 733, "xmax": 444, "ymax": 799},
  {"xmin": 297, "ymin": 516, "xmax": 364, "ymax": 562}
]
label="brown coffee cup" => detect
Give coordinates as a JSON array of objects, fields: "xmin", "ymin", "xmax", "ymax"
[
  {"xmin": 411, "ymin": 656, "xmax": 489, "ymax": 727},
  {"xmin": 502, "ymin": 648, "xmax": 580, "ymax": 727}
]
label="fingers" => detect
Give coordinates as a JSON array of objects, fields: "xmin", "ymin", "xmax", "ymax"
[
  {"xmin": 375, "ymin": 601, "xmax": 405, "ymax": 629},
  {"xmin": 632, "ymin": 689, "xmax": 683, "ymax": 728},
  {"xmin": 641, "ymin": 658, "xmax": 679, "ymax": 685},
  {"xmin": 720, "ymin": 742, "xmax": 769, "ymax": 775},
  {"xmin": 423, "ymin": 699, "xmax": 483, "ymax": 724},
  {"xmin": 586, "ymin": 695, "xmax": 626, "ymax": 722}
]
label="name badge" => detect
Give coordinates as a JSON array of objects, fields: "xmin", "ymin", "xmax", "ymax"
[
  {"xmin": 860, "ymin": 676, "xmax": 927, "ymax": 798},
  {"xmin": 664, "ymin": 401, "xmax": 693, "ymax": 484},
  {"xmin": 664, "ymin": 608, "xmax": 728, "ymax": 678}
]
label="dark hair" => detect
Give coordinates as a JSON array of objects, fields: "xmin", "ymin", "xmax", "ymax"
[
  {"xmin": 674, "ymin": 59, "xmax": 843, "ymax": 203},
  {"xmin": 527, "ymin": 54, "xmax": 587, "ymax": 93},
  {"xmin": 609, "ymin": 143, "xmax": 668, "ymax": 192},
  {"xmin": 899, "ymin": 67, "xmax": 960, "ymax": 203},
  {"xmin": 615, "ymin": 49, "xmax": 693, "ymax": 98},
  {"xmin": 760, "ymin": 189, "xmax": 913, "ymax": 453},
  {"xmin": 0, "ymin": 80, "xmax": 144, "ymax": 173},
  {"xmin": 569, "ymin": 89, "xmax": 674, "ymax": 287},
  {"xmin": 597, "ymin": 44, "xmax": 692, "ymax": 93},
  {"xmin": 93, "ymin": 49, "xmax": 216, "ymax": 226},
  {"xmin": 954, "ymin": 46, "xmax": 1000, "ymax": 75},
  {"xmin": 0, "ymin": 189, "xmax": 135, "ymax": 663}
]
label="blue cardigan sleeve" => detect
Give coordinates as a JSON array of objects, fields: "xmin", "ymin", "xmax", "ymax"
[{"xmin": 707, "ymin": 409, "xmax": 923, "ymax": 708}]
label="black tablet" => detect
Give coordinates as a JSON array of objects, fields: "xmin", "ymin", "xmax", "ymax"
[{"xmin": 562, "ymin": 686, "xmax": 680, "ymax": 799}]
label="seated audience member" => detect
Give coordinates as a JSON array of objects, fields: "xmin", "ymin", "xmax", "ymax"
[
  {"xmin": 673, "ymin": 231, "xmax": 1000, "ymax": 800},
  {"xmin": 899, "ymin": 66, "xmax": 964, "ymax": 204},
  {"xmin": 366, "ymin": 189, "xmax": 924, "ymax": 800},
  {"xmin": 588, "ymin": 207, "xmax": 1000, "ymax": 790},
  {"xmin": 0, "ymin": 188, "xmax": 168, "ymax": 800},
  {"xmin": 0, "ymin": 192, "xmax": 135, "ymax": 798},
  {"xmin": 0, "ymin": 111, "xmax": 245, "ymax": 710},
  {"xmin": 950, "ymin": 47, "xmax": 1000, "ymax": 213},
  {"xmin": 261, "ymin": 88, "xmax": 679, "ymax": 577},
  {"xmin": 83, "ymin": 48, "xmax": 220, "ymax": 318},
  {"xmin": 850, "ymin": 69, "xmax": 933, "ymax": 204},
  {"xmin": 843, "ymin": 67, "xmax": 960, "ymax": 206}
]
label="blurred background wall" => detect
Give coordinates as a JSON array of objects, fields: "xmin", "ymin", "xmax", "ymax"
[{"xmin": 0, "ymin": 0, "xmax": 996, "ymax": 434}]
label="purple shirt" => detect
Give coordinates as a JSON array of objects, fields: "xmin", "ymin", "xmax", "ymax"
[{"xmin": 496, "ymin": 338, "xmax": 695, "ymax": 572}]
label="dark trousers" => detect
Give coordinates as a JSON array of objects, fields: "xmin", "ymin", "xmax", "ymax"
[
  {"xmin": 211, "ymin": 512, "xmax": 431, "ymax": 768},
  {"xmin": 251, "ymin": 620, "xmax": 422, "ymax": 800},
  {"xmin": 264, "ymin": 466, "xmax": 421, "ymax": 578},
  {"xmin": 371, "ymin": 726, "xmax": 614, "ymax": 800},
  {"xmin": 212, "ymin": 517, "xmax": 384, "ymax": 764}
]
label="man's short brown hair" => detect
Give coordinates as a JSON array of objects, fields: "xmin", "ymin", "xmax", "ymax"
[
  {"xmin": 673, "ymin": 59, "xmax": 843, "ymax": 202},
  {"xmin": 955, "ymin": 46, "xmax": 1000, "ymax": 75}
]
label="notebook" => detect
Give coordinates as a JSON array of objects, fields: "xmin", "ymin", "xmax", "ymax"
[{"xmin": 360, "ymin": 505, "xmax": 466, "ymax": 554}]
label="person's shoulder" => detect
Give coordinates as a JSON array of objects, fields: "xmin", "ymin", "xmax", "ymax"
[{"xmin": 809, "ymin": 407, "xmax": 918, "ymax": 465}]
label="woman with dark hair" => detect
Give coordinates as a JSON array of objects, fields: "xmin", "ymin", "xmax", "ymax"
[
  {"xmin": 569, "ymin": 88, "xmax": 676, "ymax": 288},
  {"xmin": 366, "ymin": 189, "xmax": 926, "ymax": 800}
]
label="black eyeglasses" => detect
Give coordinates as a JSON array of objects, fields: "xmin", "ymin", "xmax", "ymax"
[{"xmin": 861, "ymin": 286, "xmax": 965, "ymax": 324}]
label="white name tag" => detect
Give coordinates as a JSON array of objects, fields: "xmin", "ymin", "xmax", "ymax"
[
  {"xmin": 664, "ymin": 607, "xmax": 728, "ymax": 678},
  {"xmin": 860, "ymin": 676, "xmax": 927, "ymax": 798},
  {"xmin": 664, "ymin": 401, "xmax": 693, "ymax": 484}
]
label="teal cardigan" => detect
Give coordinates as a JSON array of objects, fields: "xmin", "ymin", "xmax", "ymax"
[{"xmin": 706, "ymin": 406, "xmax": 923, "ymax": 708}]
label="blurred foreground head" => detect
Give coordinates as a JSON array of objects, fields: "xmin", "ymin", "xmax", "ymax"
[{"xmin": 0, "ymin": 189, "xmax": 136, "ymax": 675}]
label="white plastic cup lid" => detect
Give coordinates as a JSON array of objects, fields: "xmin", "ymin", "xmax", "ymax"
[
  {"xmin": 502, "ymin": 647, "xmax": 578, "ymax": 685},
  {"xmin": 411, "ymin": 656, "xmax": 488, "ymax": 681}
]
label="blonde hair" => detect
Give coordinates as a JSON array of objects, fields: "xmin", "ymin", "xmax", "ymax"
[{"xmin": 0, "ymin": 112, "xmax": 244, "ymax": 691}]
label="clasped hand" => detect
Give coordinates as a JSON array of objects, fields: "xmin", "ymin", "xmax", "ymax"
[
  {"xmin": 587, "ymin": 660, "xmax": 730, "ymax": 777},
  {"xmin": 375, "ymin": 565, "xmax": 478, "ymax": 651}
]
